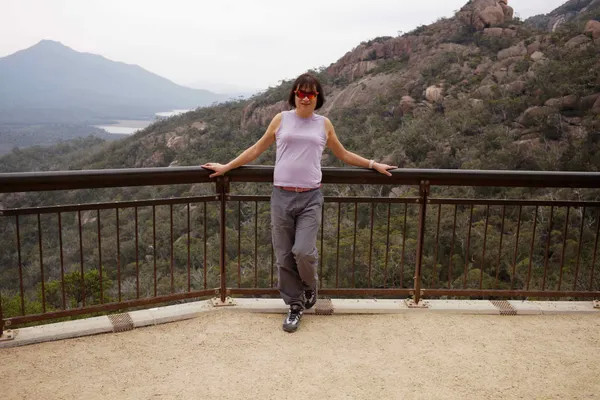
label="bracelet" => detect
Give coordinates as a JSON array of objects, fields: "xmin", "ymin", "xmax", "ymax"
[{"xmin": 368, "ymin": 160, "xmax": 375, "ymax": 169}]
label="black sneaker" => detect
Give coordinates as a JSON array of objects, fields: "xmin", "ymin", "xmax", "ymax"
[
  {"xmin": 304, "ymin": 289, "xmax": 317, "ymax": 310},
  {"xmin": 282, "ymin": 305, "xmax": 303, "ymax": 332}
]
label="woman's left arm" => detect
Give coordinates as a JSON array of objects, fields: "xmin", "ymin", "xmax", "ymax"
[{"xmin": 325, "ymin": 118, "xmax": 397, "ymax": 176}]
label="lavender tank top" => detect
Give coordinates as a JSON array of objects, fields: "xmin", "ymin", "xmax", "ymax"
[{"xmin": 273, "ymin": 110, "xmax": 327, "ymax": 188}]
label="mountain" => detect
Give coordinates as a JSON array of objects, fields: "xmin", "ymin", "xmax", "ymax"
[{"xmin": 0, "ymin": 40, "xmax": 229, "ymax": 124}]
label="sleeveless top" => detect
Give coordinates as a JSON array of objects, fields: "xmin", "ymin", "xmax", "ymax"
[{"xmin": 273, "ymin": 110, "xmax": 327, "ymax": 188}]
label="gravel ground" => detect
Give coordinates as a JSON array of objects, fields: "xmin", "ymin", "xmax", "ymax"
[{"xmin": 1, "ymin": 311, "xmax": 599, "ymax": 400}]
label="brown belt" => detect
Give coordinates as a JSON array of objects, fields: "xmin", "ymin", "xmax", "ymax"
[{"xmin": 275, "ymin": 185, "xmax": 322, "ymax": 193}]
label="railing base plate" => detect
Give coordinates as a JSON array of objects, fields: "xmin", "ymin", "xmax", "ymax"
[
  {"xmin": 108, "ymin": 313, "xmax": 135, "ymax": 332},
  {"xmin": 314, "ymin": 298, "xmax": 334, "ymax": 315},
  {"xmin": 211, "ymin": 297, "xmax": 236, "ymax": 307},
  {"xmin": 405, "ymin": 299, "xmax": 429, "ymax": 308},
  {"xmin": 491, "ymin": 300, "xmax": 518, "ymax": 315},
  {"xmin": 0, "ymin": 330, "xmax": 15, "ymax": 342}
]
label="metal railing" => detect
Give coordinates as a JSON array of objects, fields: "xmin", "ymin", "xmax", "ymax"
[{"xmin": 1, "ymin": 166, "xmax": 600, "ymax": 335}]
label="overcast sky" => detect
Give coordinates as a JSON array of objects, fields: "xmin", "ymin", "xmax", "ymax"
[{"xmin": 1, "ymin": 0, "xmax": 567, "ymax": 93}]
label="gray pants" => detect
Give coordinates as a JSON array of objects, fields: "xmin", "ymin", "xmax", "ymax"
[{"xmin": 271, "ymin": 187, "xmax": 323, "ymax": 308}]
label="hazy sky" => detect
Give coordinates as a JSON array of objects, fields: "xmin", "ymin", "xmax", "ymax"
[{"xmin": 0, "ymin": 0, "xmax": 567, "ymax": 92}]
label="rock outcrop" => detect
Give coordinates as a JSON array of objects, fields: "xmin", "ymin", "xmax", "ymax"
[
  {"xmin": 483, "ymin": 27, "xmax": 516, "ymax": 37},
  {"xmin": 327, "ymin": 37, "xmax": 416, "ymax": 80},
  {"xmin": 241, "ymin": 101, "xmax": 288, "ymax": 129},
  {"xmin": 191, "ymin": 121, "xmax": 207, "ymax": 131},
  {"xmin": 499, "ymin": 0, "xmax": 514, "ymax": 20},
  {"xmin": 425, "ymin": 86, "xmax": 444, "ymax": 103},
  {"xmin": 544, "ymin": 95, "xmax": 579, "ymax": 110},
  {"xmin": 517, "ymin": 106, "xmax": 557, "ymax": 127},
  {"xmin": 592, "ymin": 96, "xmax": 600, "ymax": 114},
  {"xmin": 565, "ymin": 35, "xmax": 592, "ymax": 48},
  {"xmin": 497, "ymin": 44, "xmax": 527, "ymax": 60},
  {"xmin": 581, "ymin": 93, "xmax": 600, "ymax": 110},
  {"xmin": 166, "ymin": 135, "xmax": 187, "ymax": 150},
  {"xmin": 505, "ymin": 80, "xmax": 527, "ymax": 95},
  {"xmin": 584, "ymin": 20, "xmax": 600, "ymax": 41},
  {"xmin": 399, "ymin": 96, "xmax": 416, "ymax": 115},
  {"xmin": 458, "ymin": 0, "xmax": 514, "ymax": 31},
  {"xmin": 530, "ymin": 51, "xmax": 545, "ymax": 62}
]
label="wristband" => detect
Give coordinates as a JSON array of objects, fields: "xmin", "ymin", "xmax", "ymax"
[{"xmin": 368, "ymin": 160, "xmax": 375, "ymax": 169}]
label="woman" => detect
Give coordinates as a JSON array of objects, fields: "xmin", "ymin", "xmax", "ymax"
[{"xmin": 202, "ymin": 73, "xmax": 397, "ymax": 332}]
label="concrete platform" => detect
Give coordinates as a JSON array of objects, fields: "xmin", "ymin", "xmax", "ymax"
[
  {"xmin": 1, "ymin": 298, "xmax": 598, "ymax": 348},
  {"xmin": 3, "ymin": 310, "xmax": 600, "ymax": 400}
]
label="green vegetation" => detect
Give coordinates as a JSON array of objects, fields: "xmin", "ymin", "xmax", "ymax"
[
  {"xmin": 367, "ymin": 53, "xmax": 410, "ymax": 76},
  {"xmin": 0, "ymin": 136, "xmax": 105, "ymax": 172}
]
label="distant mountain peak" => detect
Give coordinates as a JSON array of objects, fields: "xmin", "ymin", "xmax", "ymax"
[
  {"xmin": 12, "ymin": 39, "xmax": 78, "ymax": 58},
  {"xmin": 31, "ymin": 39, "xmax": 72, "ymax": 51},
  {"xmin": 37, "ymin": 39, "xmax": 65, "ymax": 46}
]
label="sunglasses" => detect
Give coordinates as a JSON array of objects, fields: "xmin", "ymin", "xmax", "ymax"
[{"xmin": 295, "ymin": 89, "xmax": 318, "ymax": 100}]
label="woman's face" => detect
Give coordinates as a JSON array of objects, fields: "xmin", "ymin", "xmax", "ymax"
[{"xmin": 294, "ymin": 84, "xmax": 318, "ymax": 112}]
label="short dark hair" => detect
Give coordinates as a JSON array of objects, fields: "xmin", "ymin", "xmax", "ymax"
[{"xmin": 287, "ymin": 73, "xmax": 325, "ymax": 110}]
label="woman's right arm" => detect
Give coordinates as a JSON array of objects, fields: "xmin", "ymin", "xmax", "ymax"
[{"xmin": 201, "ymin": 113, "xmax": 281, "ymax": 177}]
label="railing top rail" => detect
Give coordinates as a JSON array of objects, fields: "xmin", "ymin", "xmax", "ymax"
[{"xmin": 0, "ymin": 166, "xmax": 599, "ymax": 193}]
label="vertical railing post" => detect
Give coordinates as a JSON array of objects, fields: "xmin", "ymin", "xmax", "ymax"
[
  {"xmin": 0, "ymin": 212, "xmax": 5, "ymax": 337},
  {"xmin": 217, "ymin": 176, "xmax": 230, "ymax": 303},
  {"xmin": 413, "ymin": 180, "xmax": 430, "ymax": 304},
  {"xmin": 0, "ymin": 292, "xmax": 4, "ymax": 337}
]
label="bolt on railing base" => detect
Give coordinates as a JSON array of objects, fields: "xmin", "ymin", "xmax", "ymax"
[
  {"xmin": 210, "ymin": 297, "xmax": 236, "ymax": 307},
  {"xmin": 0, "ymin": 330, "xmax": 15, "ymax": 342},
  {"xmin": 405, "ymin": 299, "xmax": 430, "ymax": 308}
]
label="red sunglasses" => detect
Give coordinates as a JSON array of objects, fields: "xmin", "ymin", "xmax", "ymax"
[{"xmin": 295, "ymin": 89, "xmax": 318, "ymax": 100}]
